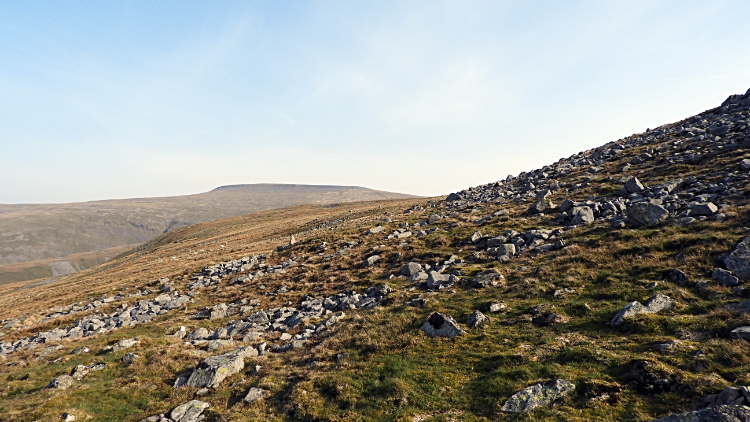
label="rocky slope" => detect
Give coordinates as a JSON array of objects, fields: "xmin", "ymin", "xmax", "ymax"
[
  {"xmin": 1, "ymin": 89, "xmax": 750, "ymax": 421},
  {"xmin": 0, "ymin": 184, "xmax": 417, "ymax": 283}
]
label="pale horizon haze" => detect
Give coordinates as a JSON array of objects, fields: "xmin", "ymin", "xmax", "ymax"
[{"xmin": 2, "ymin": 1, "xmax": 749, "ymax": 204}]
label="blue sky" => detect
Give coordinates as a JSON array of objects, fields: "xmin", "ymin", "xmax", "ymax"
[{"xmin": 1, "ymin": 1, "xmax": 749, "ymax": 203}]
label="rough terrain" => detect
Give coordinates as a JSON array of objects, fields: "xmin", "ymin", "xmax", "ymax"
[{"xmin": 1, "ymin": 89, "xmax": 750, "ymax": 421}]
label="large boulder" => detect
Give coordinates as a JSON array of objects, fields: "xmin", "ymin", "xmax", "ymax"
[
  {"xmin": 186, "ymin": 347, "xmax": 257, "ymax": 388},
  {"xmin": 627, "ymin": 203, "xmax": 669, "ymax": 227},
  {"xmin": 501, "ymin": 379, "xmax": 575, "ymax": 413},
  {"xmin": 421, "ymin": 312, "xmax": 465, "ymax": 339},
  {"xmin": 725, "ymin": 237, "xmax": 750, "ymax": 279},
  {"xmin": 611, "ymin": 294, "xmax": 674, "ymax": 327},
  {"xmin": 650, "ymin": 404, "xmax": 750, "ymax": 421},
  {"xmin": 170, "ymin": 400, "xmax": 210, "ymax": 422}
]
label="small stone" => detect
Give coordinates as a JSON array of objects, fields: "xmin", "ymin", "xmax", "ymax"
[
  {"xmin": 123, "ymin": 353, "xmax": 139, "ymax": 364},
  {"xmin": 467, "ymin": 310, "xmax": 489, "ymax": 328},
  {"xmin": 170, "ymin": 400, "xmax": 210, "ymax": 422},
  {"xmin": 501, "ymin": 379, "xmax": 575, "ymax": 413},
  {"xmin": 244, "ymin": 387, "xmax": 269, "ymax": 404},
  {"xmin": 713, "ymin": 268, "xmax": 739, "ymax": 287},
  {"xmin": 48, "ymin": 375, "xmax": 75, "ymax": 389},
  {"xmin": 421, "ymin": 312, "xmax": 466, "ymax": 339},
  {"xmin": 61, "ymin": 413, "xmax": 76, "ymax": 421}
]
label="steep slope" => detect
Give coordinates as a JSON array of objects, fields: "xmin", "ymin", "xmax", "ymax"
[
  {"xmin": 0, "ymin": 184, "xmax": 417, "ymax": 283},
  {"xmin": 0, "ymin": 89, "xmax": 749, "ymax": 422}
]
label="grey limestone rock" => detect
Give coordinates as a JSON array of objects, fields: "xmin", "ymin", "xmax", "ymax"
[
  {"xmin": 611, "ymin": 294, "xmax": 674, "ymax": 327},
  {"xmin": 650, "ymin": 404, "xmax": 750, "ymax": 421},
  {"xmin": 690, "ymin": 202, "xmax": 719, "ymax": 216},
  {"xmin": 569, "ymin": 206, "xmax": 594, "ymax": 225},
  {"xmin": 112, "ymin": 337, "xmax": 139, "ymax": 352},
  {"xmin": 467, "ymin": 310, "xmax": 489, "ymax": 328},
  {"xmin": 625, "ymin": 177, "xmax": 645, "ymax": 193},
  {"xmin": 244, "ymin": 387, "xmax": 269, "ymax": 404},
  {"xmin": 731, "ymin": 326, "xmax": 750, "ymax": 341},
  {"xmin": 170, "ymin": 400, "xmax": 210, "ymax": 422},
  {"xmin": 48, "ymin": 374, "xmax": 75, "ymax": 389},
  {"xmin": 363, "ymin": 255, "xmax": 380, "ymax": 267},
  {"xmin": 714, "ymin": 268, "xmax": 740, "ymax": 287},
  {"xmin": 186, "ymin": 347, "xmax": 257, "ymax": 388},
  {"xmin": 501, "ymin": 379, "xmax": 575, "ymax": 413},
  {"xmin": 209, "ymin": 303, "xmax": 228, "ymax": 320},
  {"xmin": 725, "ymin": 237, "xmax": 750, "ymax": 279},
  {"xmin": 469, "ymin": 269, "xmax": 504, "ymax": 288},
  {"xmin": 421, "ymin": 312, "xmax": 465, "ymax": 339},
  {"xmin": 527, "ymin": 199, "xmax": 555, "ymax": 215},
  {"xmin": 627, "ymin": 202, "xmax": 669, "ymax": 227},
  {"xmin": 400, "ymin": 262, "xmax": 422, "ymax": 276}
]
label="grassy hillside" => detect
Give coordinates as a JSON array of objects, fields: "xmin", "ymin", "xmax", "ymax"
[
  {"xmin": 0, "ymin": 91, "xmax": 749, "ymax": 421},
  {"xmin": 0, "ymin": 184, "xmax": 417, "ymax": 282}
]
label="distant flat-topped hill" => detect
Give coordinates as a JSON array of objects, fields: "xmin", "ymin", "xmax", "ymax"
[{"xmin": 0, "ymin": 184, "xmax": 417, "ymax": 282}]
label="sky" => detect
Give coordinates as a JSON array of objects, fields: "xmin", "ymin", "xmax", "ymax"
[{"xmin": 1, "ymin": 1, "xmax": 749, "ymax": 204}]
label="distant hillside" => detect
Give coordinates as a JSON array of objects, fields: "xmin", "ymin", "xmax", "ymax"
[{"xmin": 0, "ymin": 184, "xmax": 417, "ymax": 281}]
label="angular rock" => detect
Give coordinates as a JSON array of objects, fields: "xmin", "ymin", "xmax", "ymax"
[
  {"xmin": 496, "ymin": 244, "xmax": 517, "ymax": 257},
  {"xmin": 367, "ymin": 226, "xmax": 385, "ymax": 235},
  {"xmin": 186, "ymin": 347, "xmax": 256, "ymax": 388},
  {"xmin": 501, "ymin": 379, "xmax": 575, "ymax": 413},
  {"xmin": 48, "ymin": 374, "xmax": 75, "ymax": 389},
  {"xmin": 527, "ymin": 199, "xmax": 555, "ymax": 215},
  {"xmin": 625, "ymin": 177, "xmax": 645, "ymax": 193},
  {"xmin": 70, "ymin": 365, "xmax": 90, "ymax": 380},
  {"xmin": 400, "ymin": 262, "xmax": 422, "ymax": 276},
  {"xmin": 467, "ymin": 310, "xmax": 489, "ymax": 328},
  {"xmin": 627, "ymin": 203, "xmax": 669, "ymax": 227},
  {"xmin": 611, "ymin": 294, "xmax": 674, "ymax": 327},
  {"xmin": 569, "ymin": 206, "xmax": 594, "ymax": 225},
  {"xmin": 469, "ymin": 269, "xmax": 504, "ymax": 288},
  {"xmin": 363, "ymin": 255, "xmax": 380, "ymax": 267},
  {"xmin": 112, "ymin": 337, "xmax": 139, "ymax": 352},
  {"xmin": 690, "ymin": 202, "xmax": 719, "ymax": 216},
  {"xmin": 426, "ymin": 272, "xmax": 453, "ymax": 289},
  {"xmin": 244, "ymin": 387, "xmax": 268, "ymax": 404},
  {"xmin": 725, "ymin": 237, "xmax": 750, "ymax": 279},
  {"xmin": 664, "ymin": 268, "xmax": 688, "ymax": 286},
  {"xmin": 731, "ymin": 326, "xmax": 750, "ymax": 341},
  {"xmin": 713, "ymin": 268, "xmax": 739, "ymax": 287},
  {"xmin": 209, "ymin": 303, "xmax": 228, "ymax": 320},
  {"xmin": 170, "ymin": 400, "xmax": 210, "ymax": 422},
  {"xmin": 651, "ymin": 404, "xmax": 750, "ymax": 421},
  {"xmin": 421, "ymin": 312, "xmax": 465, "ymax": 339}
]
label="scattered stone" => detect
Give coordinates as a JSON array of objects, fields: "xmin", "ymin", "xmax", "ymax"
[
  {"xmin": 400, "ymin": 262, "xmax": 422, "ymax": 276},
  {"xmin": 368, "ymin": 226, "xmax": 385, "ymax": 235},
  {"xmin": 469, "ymin": 269, "xmax": 504, "ymax": 288},
  {"xmin": 421, "ymin": 312, "xmax": 465, "ymax": 339},
  {"xmin": 209, "ymin": 303, "xmax": 228, "ymax": 320},
  {"xmin": 244, "ymin": 387, "xmax": 269, "ymax": 404},
  {"xmin": 501, "ymin": 379, "xmax": 575, "ymax": 413},
  {"xmin": 112, "ymin": 337, "xmax": 139, "ymax": 352},
  {"xmin": 186, "ymin": 346, "xmax": 257, "ymax": 388},
  {"xmin": 170, "ymin": 400, "xmax": 210, "ymax": 422},
  {"xmin": 627, "ymin": 202, "xmax": 669, "ymax": 227},
  {"xmin": 713, "ymin": 268, "xmax": 739, "ymax": 287},
  {"xmin": 725, "ymin": 237, "xmax": 750, "ymax": 279},
  {"xmin": 650, "ymin": 405, "xmax": 750, "ymax": 422},
  {"xmin": 62, "ymin": 413, "xmax": 76, "ymax": 421},
  {"xmin": 363, "ymin": 255, "xmax": 380, "ymax": 267},
  {"xmin": 625, "ymin": 177, "xmax": 645, "ymax": 193},
  {"xmin": 467, "ymin": 310, "xmax": 489, "ymax": 328},
  {"xmin": 123, "ymin": 353, "xmax": 139, "ymax": 364},
  {"xmin": 48, "ymin": 374, "xmax": 75, "ymax": 390},
  {"xmin": 611, "ymin": 294, "xmax": 675, "ymax": 327},
  {"xmin": 690, "ymin": 202, "xmax": 719, "ymax": 216},
  {"xmin": 664, "ymin": 269, "xmax": 688, "ymax": 286},
  {"xmin": 731, "ymin": 326, "xmax": 750, "ymax": 341}
]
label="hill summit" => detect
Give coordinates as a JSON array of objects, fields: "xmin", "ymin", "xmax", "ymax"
[{"xmin": 0, "ymin": 88, "xmax": 750, "ymax": 421}]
